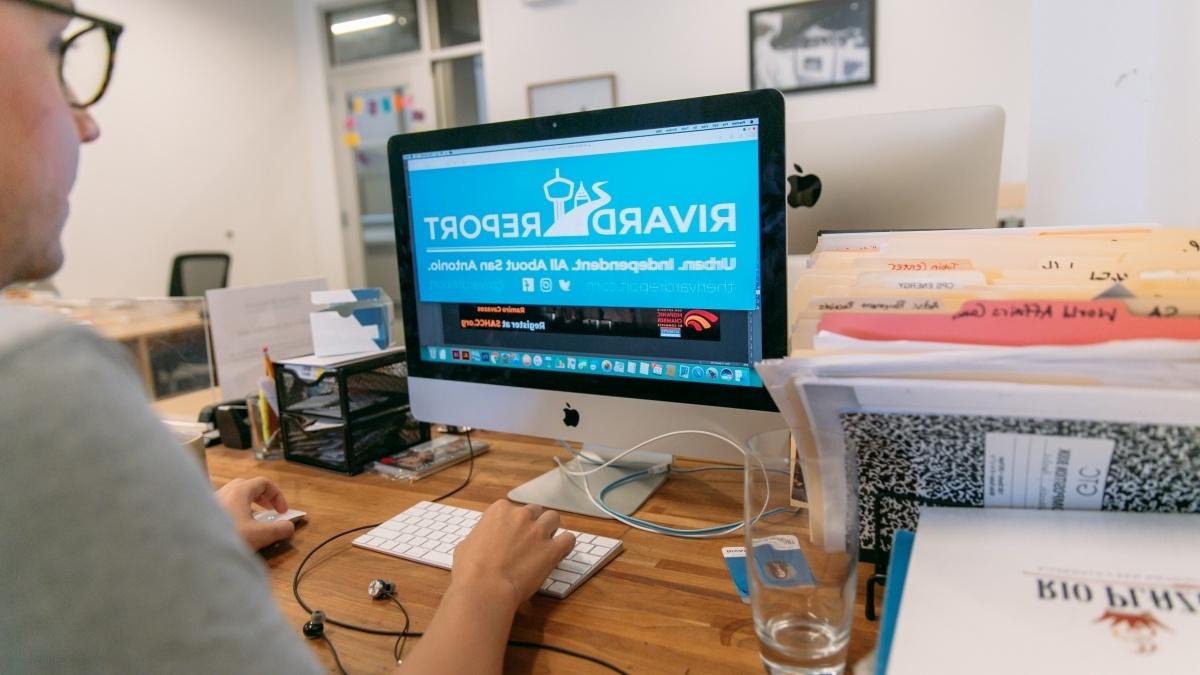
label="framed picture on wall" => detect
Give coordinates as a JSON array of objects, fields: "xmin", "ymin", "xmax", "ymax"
[
  {"xmin": 749, "ymin": 0, "xmax": 875, "ymax": 94},
  {"xmin": 527, "ymin": 74, "xmax": 617, "ymax": 118}
]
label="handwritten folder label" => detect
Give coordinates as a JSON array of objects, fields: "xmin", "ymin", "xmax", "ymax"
[{"xmin": 817, "ymin": 300, "xmax": 1200, "ymax": 346}]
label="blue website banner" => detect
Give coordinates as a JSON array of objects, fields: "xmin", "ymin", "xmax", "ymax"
[{"xmin": 407, "ymin": 140, "xmax": 760, "ymax": 310}]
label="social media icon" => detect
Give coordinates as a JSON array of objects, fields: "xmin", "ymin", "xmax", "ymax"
[
  {"xmin": 521, "ymin": 277, "xmax": 535, "ymax": 292},
  {"xmin": 558, "ymin": 279, "xmax": 572, "ymax": 292},
  {"xmin": 539, "ymin": 278, "xmax": 552, "ymax": 293},
  {"xmin": 589, "ymin": 362, "xmax": 598, "ymax": 371}
]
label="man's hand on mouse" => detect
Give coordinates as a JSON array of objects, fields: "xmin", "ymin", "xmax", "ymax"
[{"xmin": 215, "ymin": 477, "xmax": 296, "ymax": 551}]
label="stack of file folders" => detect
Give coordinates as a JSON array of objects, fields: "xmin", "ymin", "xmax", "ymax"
[{"xmin": 757, "ymin": 224, "xmax": 1200, "ymax": 554}]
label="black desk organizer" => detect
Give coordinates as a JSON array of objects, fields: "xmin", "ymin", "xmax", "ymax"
[
  {"xmin": 861, "ymin": 489, "xmax": 973, "ymax": 622},
  {"xmin": 274, "ymin": 349, "xmax": 430, "ymax": 475}
]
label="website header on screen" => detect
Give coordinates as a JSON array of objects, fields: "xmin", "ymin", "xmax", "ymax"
[{"xmin": 403, "ymin": 120, "xmax": 761, "ymax": 311}]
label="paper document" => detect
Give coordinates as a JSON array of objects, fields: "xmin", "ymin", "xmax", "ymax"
[{"xmin": 888, "ymin": 508, "xmax": 1200, "ymax": 674}]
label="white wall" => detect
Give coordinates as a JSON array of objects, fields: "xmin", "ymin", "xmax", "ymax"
[
  {"xmin": 57, "ymin": 0, "xmax": 1035, "ymax": 298},
  {"xmin": 57, "ymin": 0, "xmax": 346, "ymax": 298},
  {"xmin": 1025, "ymin": 1, "xmax": 1200, "ymax": 228},
  {"xmin": 481, "ymin": 0, "xmax": 1031, "ymax": 183}
]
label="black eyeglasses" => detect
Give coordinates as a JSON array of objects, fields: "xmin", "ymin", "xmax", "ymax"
[{"xmin": 17, "ymin": 0, "xmax": 124, "ymax": 108}]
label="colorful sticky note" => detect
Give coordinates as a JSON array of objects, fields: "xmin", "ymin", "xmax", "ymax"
[
  {"xmin": 352, "ymin": 96, "xmax": 364, "ymax": 114},
  {"xmin": 342, "ymin": 131, "xmax": 361, "ymax": 148},
  {"xmin": 393, "ymin": 93, "xmax": 405, "ymax": 111},
  {"xmin": 344, "ymin": 116, "xmax": 356, "ymax": 131},
  {"xmin": 382, "ymin": 97, "xmax": 392, "ymax": 113},
  {"xmin": 368, "ymin": 99, "xmax": 378, "ymax": 116},
  {"xmin": 412, "ymin": 110, "xmax": 425, "ymax": 122}
]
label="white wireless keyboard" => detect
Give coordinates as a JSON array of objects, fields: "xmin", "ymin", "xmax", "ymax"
[{"xmin": 353, "ymin": 501, "xmax": 623, "ymax": 599}]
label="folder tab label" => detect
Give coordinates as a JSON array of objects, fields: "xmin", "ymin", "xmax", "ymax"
[
  {"xmin": 857, "ymin": 270, "xmax": 987, "ymax": 291},
  {"xmin": 984, "ymin": 433, "xmax": 1115, "ymax": 510}
]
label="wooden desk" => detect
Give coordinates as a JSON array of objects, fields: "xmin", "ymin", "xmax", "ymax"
[
  {"xmin": 205, "ymin": 433, "xmax": 880, "ymax": 674},
  {"xmin": 1, "ymin": 296, "xmax": 207, "ymax": 396}
]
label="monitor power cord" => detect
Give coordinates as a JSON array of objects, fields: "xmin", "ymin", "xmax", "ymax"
[{"xmin": 554, "ymin": 429, "xmax": 795, "ymax": 538}]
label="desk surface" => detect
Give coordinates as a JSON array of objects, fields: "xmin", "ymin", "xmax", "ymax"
[{"xmin": 206, "ymin": 433, "xmax": 879, "ymax": 674}]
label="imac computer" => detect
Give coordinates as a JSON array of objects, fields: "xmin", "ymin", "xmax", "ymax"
[
  {"xmin": 785, "ymin": 105, "xmax": 1005, "ymax": 254},
  {"xmin": 388, "ymin": 90, "xmax": 788, "ymax": 517}
]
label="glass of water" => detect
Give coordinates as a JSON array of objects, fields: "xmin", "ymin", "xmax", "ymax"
[{"xmin": 744, "ymin": 429, "xmax": 859, "ymax": 674}]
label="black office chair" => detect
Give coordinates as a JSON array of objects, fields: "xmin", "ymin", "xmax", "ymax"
[{"xmin": 168, "ymin": 252, "xmax": 230, "ymax": 297}]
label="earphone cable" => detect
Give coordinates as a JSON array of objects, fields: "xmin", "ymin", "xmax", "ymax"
[
  {"xmin": 319, "ymin": 633, "xmax": 348, "ymax": 675},
  {"xmin": 390, "ymin": 596, "xmax": 411, "ymax": 663}
]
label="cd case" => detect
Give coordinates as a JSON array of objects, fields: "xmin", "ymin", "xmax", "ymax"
[{"xmin": 369, "ymin": 435, "xmax": 489, "ymax": 481}]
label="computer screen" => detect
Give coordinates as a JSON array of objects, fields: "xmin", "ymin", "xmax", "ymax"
[
  {"xmin": 390, "ymin": 90, "xmax": 786, "ymax": 464},
  {"xmin": 785, "ymin": 105, "xmax": 1005, "ymax": 254}
]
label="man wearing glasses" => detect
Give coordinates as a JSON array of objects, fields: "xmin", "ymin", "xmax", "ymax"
[{"xmin": 0, "ymin": 2, "xmax": 576, "ymax": 673}]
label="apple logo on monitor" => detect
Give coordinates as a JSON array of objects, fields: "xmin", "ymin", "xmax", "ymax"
[
  {"xmin": 562, "ymin": 403, "xmax": 580, "ymax": 427},
  {"xmin": 786, "ymin": 164, "xmax": 822, "ymax": 208}
]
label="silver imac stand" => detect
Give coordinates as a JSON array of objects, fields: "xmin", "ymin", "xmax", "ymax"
[{"xmin": 507, "ymin": 447, "xmax": 673, "ymax": 519}]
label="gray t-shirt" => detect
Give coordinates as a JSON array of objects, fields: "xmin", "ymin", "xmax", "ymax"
[{"xmin": 0, "ymin": 306, "xmax": 321, "ymax": 673}]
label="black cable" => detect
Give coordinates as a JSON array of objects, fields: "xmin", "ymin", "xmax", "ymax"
[
  {"xmin": 506, "ymin": 640, "xmax": 629, "ymax": 674},
  {"xmin": 292, "ymin": 523, "xmax": 419, "ymax": 636},
  {"xmin": 390, "ymin": 596, "xmax": 410, "ymax": 663},
  {"xmin": 292, "ymin": 430, "xmax": 627, "ymax": 674},
  {"xmin": 430, "ymin": 430, "xmax": 475, "ymax": 503},
  {"xmin": 291, "ymin": 432, "xmax": 477, "ymax": 635},
  {"xmin": 319, "ymin": 633, "xmax": 348, "ymax": 675}
]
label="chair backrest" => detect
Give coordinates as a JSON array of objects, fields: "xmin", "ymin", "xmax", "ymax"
[{"xmin": 169, "ymin": 253, "xmax": 230, "ymax": 297}]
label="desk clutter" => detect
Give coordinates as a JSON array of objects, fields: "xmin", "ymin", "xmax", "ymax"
[
  {"xmin": 756, "ymin": 224, "xmax": 1200, "ymax": 671},
  {"xmin": 272, "ymin": 347, "xmax": 429, "ymax": 474}
]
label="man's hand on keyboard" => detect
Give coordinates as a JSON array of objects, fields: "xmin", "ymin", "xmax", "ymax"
[
  {"xmin": 451, "ymin": 500, "xmax": 576, "ymax": 609},
  {"xmin": 214, "ymin": 477, "xmax": 296, "ymax": 551}
]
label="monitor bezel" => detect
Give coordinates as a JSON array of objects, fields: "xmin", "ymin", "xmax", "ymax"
[{"xmin": 388, "ymin": 89, "xmax": 787, "ymax": 412}]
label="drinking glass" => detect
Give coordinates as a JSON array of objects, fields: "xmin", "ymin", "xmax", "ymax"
[{"xmin": 745, "ymin": 429, "xmax": 859, "ymax": 674}]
